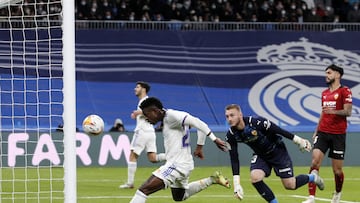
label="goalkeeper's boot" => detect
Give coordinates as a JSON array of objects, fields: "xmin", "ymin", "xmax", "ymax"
[
  {"xmin": 302, "ymin": 195, "xmax": 315, "ymax": 203},
  {"xmin": 119, "ymin": 183, "xmax": 134, "ymax": 189},
  {"xmin": 210, "ymin": 171, "xmax": 230, "ymax": 188},
  {"xmin": 311, "ymin": 170, "xmax": 324, "ymax": 190},
  {"xmin": 331, "ymin": 191, "xmax": 341, "ymax": 203}
]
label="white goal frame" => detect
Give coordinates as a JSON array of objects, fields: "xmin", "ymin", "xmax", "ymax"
[
  {"xmin": 62, "ymin": 0, "xmax": 76, "ymax": 202},
  {"xmin": 0, "ymin": 0, "xmax": 76, "ymax": 202}
]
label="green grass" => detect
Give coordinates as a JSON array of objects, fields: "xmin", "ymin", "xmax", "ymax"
[{"xmin": 2, "ymin": 166, "xmax": 360, "ymax": 203}]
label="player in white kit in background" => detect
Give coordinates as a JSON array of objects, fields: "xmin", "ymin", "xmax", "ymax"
[
  {"xmin": 119, "ymin": 81, "xmax": 166, "ymax": 189},
  {"xmin": 129, "ymin": 97, "xmax": 230, "ymax": 203}
]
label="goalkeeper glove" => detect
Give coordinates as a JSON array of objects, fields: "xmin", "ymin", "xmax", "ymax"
[
  {"xmin": 233, "ymin": 175, "xmax": 244, "ymax": 200},
  {"xmin": 293, "ymin": 135, "xmax": 312, "ymax": 152}
]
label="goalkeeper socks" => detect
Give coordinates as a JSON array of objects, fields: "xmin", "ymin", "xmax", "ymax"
[
  {"xmin": 270, "ymin": 199, "xmax": 278, "ymax": 203},
  {"xmin": 295, "ymin": 174, "xmax": 310, "ymax": 189},
  {"xmin": 252, "ymin": 180, "xmax": 276, "ymax": 202},
  {"xmin": 183, "ymin": 177, "xmax": 213, "ymax": 200},
  {"xmin": 156, "ymin": 153, "xmax": 166, "ymax": 162},
  {"xmin": 334, "ymin": 172, "xmax": 344, "ymax": 192},
  {"xmin": 127, "ymin": 161, "xmax": 137, "ymax": 185},
  {"xmin": 129, "ymin": 190, "xmax": 147, "ymax": 203}
]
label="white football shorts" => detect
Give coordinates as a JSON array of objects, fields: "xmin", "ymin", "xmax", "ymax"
[
  {"xmin": 152, "ymin": 162, "xmax": 192, "ymax": 189},
  {"xmin": 130, "ymin": 129, "xmax": 157, "ymax": 155}
]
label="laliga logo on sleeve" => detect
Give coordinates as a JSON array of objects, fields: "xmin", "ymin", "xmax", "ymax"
[{"xmin": 249, "ymin": 38, "xmax": 360, "ymax": 126}]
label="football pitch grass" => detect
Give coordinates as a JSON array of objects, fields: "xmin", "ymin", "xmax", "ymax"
[
  {"xmin": 1, "ymin": 166, "xmax": 360, "ymax": 202},
  {"xmin": 77, "ymin": 166, "xmax": 360, "ymax": 203}
]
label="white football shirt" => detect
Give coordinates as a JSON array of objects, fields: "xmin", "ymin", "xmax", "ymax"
[
  {"xmin": 134, "ymin": 96, "xmax": 154, "ymax": 132},
  {"xmin": 162, "ymin": 109, "xmax": 212, "ymax": 172}
]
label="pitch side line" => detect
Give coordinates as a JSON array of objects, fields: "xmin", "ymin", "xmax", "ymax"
[
  {"xmin": 291, "ymin": 195, "xmax": 360, "ymax": 203},
  {"xmin": 2, "ymin": 195, "xmax": 359, "ymax": 202},
  {"xmin": 78, "ymin": 194, "xmax": 360, "ymax": 202},
  {"xmin": 78, "ymin": 177, "xmax": 360, "ymax": 182}
]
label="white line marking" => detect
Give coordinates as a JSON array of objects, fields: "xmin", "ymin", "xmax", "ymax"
[
  {"xmin": 291, "ymin": 195, "xmax": 360, "ymax": 203},
  {"xmin": 76, "ymin": 194, "xmax": 360, "ymax": 203},
  {"xmin": 77, "ymin": 177, "xmax": 360, "ymax": 182}
]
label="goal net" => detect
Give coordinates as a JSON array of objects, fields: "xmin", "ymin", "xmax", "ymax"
[{"xmin": 0, "ymin": 0, "xmax": 76, "ymax": 202}]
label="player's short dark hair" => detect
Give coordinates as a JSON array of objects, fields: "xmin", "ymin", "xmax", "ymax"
[
  {"xmin": 137, "ymin": 81, "xmax": 151, "ymax": 93},
  {"xmin": 140, "ymin": 97, "xmax": 163, "ymax": 110},
  {"xmin": 326, "ymin": 64, "xmax": 344, "ymax": 77}
]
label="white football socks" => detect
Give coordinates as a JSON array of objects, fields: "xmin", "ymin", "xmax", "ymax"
[
  {"xmin": 129, "ymin": 190, "xmax": 147, "ymax": 203},
  {"xmin": 182, "ymin": 177, "xmax": 213, "ymax": 200},
  {"xmin": 127, "ymin": 161, "xmax": 137, "ymax": 185}
]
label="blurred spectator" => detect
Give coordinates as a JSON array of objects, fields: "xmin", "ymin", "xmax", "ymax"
[
  {"xmin": 347, "ymin": 2, "xmax": 360, "ymax": 22},
  {"xmin": 109, "ymin": 118, "xmax": 125, "ymax": 132},
  {"xmin": 167, "ymin": 1, "xmax": 184, "ymax": 20},
  {"xmin": 305, "ymin": 8, "xmax": 323, "ymax": 21},
  {"xmin": 128, "ymin": 11, "xmax": 135, "ymax": 21},
  {"xmin": 296, "ymin": 8, "xmax": 305, "ymax": 23},
  {"xmin": 1, "ymin": 0, "xmax": 358, "ymax": 23},
  {"xmin": 258, "ymin": 1, "xmax": 276, "ymax": 22},
  {"xmin": 117, "ymin": 0, "xmax": 130, "ymax": 20},
  {"xmin": 243, "ymin": 0, "xmax": 259, "ymax": 21},
  {"xmin": 322, "ymin": 5, "xmax": 335, "ymax": 22},
  {"xmin": 333, "ymin": 14, "xmax": 341, "ymax": 23},
  {"xmin": 287, "ymin": 1, "xmax": 298, "ymax": 22},
  {"xmin": 338, "ymin": 0, "xmax": 352, "ymax": 21},
  {"xmin": 76, "ymin": 0, "xmax": 90, "ymax": 20}
]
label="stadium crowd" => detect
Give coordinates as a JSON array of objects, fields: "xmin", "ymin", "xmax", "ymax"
[{"xmin": 76, "ymin": 0, "xmax": 360, "ymax": 23}]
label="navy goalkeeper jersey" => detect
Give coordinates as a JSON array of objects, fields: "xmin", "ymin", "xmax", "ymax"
[
  {"xmin": 225, "ymin": 116, "xmax": 295, "ymax": 157},
  {"xmin": 225, "ymin": 116, "xmax": 296, "ymax": 176}
]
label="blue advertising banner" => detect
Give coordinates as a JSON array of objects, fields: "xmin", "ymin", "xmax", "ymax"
[
  {"xmin": 0, "ymin": 30, "xmax": 359, "ymax": 132},
  {"xmin": 75, "ymin": 30, "xmax": 359, "ymax": 132}
]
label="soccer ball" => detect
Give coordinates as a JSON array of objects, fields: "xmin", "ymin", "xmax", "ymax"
[{"xmin": 82, "ymin": 114, "xmax": 104, "ymax": 136}]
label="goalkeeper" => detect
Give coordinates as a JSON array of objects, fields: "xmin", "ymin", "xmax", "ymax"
[{"xmin": 224, "ymin": 104, "xmax": 325, "ymax": 203}]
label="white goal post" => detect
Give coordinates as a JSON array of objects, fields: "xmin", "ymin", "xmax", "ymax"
[
  {"xmin": 62, "ymin": 0, "xmax": 76, "ymax": 202},
  {"xmin": 0, "ymin": 0, "xmax": 76, "ymax": 202}
]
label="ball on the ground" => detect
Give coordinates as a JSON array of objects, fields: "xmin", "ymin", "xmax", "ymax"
[{"xmin": 82, "ymin": 114, "xmax": 104, "ymax": 136}]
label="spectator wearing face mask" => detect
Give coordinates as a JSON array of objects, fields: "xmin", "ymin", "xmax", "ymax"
[
  {"xmin": 117, "ymin": 0, "xmax": 130, "ymax": 20},
  {"xmin": 258, "ymin": 1, "xmax": 276, "ymax": 22},
  {"xmin": 322, "ymin": 5, "xmax": 335, "ymax": 22},
  {"xmin": 109, "ymin": 118, "xmax": 125, "ymax": 132},
  {"xmin": 70, "ymin": 0, "xmax": 360, "ymax": 22},
  {"xmin": 347, "ymin": 2, "xmax": 360, "ymax": 22},
  {"xmin": 305, "ymin": 8, "xmax": 323, "ymax": 21}
]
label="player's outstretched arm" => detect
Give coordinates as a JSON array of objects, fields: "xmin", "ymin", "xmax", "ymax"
[
  {"xmin": 183, "ymin": 114, "xmax": 228, "ymax": 151},
  {"xmin": 265, "ymin": 119, "xmax": 312, "ymax": 152}
]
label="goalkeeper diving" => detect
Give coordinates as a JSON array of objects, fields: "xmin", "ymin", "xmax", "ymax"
[{"xmin": 224, "ymin": 104, "xmax": 325, "ymax": 203}]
